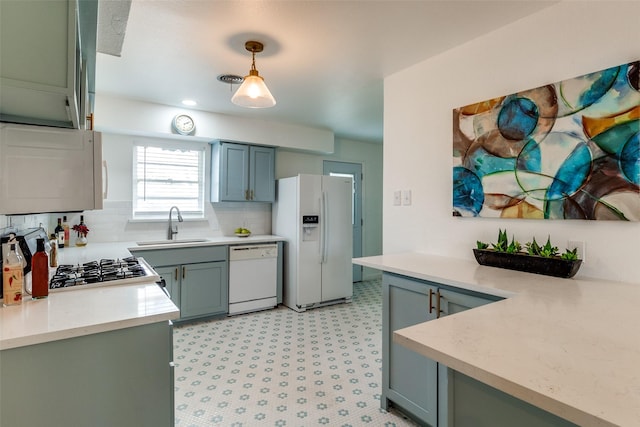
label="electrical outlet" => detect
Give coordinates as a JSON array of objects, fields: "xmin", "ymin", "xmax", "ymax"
[
  {"xmin": 567, "ymin": 240, "xmax": 586, "ymax": 262},
  {"xmin": 402, "ymin": 190, "xmax": 412, "ymax": 206},
  {"xmin": 393, "ymin": 190, "xmax": 401, "ymax": 206}
]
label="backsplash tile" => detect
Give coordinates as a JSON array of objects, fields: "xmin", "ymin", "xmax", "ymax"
[{"xmin": 66, "ymin": 201, "xmax": 273, "ymax": 243}]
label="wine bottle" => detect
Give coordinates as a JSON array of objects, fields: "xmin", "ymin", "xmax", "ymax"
[
  {"xmin": 55, "ymin": 218, "xmax": 65, "ymax": 248},
  {"xmin": 3, "ymin": 243, "xmax": 23, "ymax": 306},
  {"xmin": 31, "ymin": 238, "xmax": 49, "ymax": 299},
  {"xmin": 62, "ymin": 215, "xmax": 70, "ymax": 246}
]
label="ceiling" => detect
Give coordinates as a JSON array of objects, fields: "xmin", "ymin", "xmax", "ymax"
[{"xmin": 95, "ymin": 1, "xmax": 556, "ymax": 144}]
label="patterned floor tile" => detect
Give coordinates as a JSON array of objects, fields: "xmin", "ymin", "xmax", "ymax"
[{"xmin": 174, "ymin": 279, "xmax": 417, "ymax": 426}]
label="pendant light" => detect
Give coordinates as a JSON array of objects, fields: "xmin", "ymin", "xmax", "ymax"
[{"xmin": 231, "ymin": 41, "xmax": 276, "ymax": 108}]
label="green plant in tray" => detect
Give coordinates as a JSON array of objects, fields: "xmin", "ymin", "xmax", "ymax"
[
  {"xmin": 479, "ymin": 230, "xmax": 576, "ymax": 260},
  {"xmin": 561, "ymin": 247, "xmax": 579, "ymax": 261}
]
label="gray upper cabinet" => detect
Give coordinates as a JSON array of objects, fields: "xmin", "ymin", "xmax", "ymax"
[
  {"xmin": 0, "ymin": 0, "xmax": 97, "ymax": 129},
  {"xmin": 211, "ymin": 141, "xmax": 275, "ymax": 202}
]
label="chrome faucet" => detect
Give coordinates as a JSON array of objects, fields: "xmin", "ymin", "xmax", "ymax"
[{"xmin": 167, "ymin": 206, "xmax": 184, "ymax": 240}]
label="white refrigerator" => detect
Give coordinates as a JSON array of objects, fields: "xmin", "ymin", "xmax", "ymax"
[{"xmin": 272, "ymin": 174, "xmax": 353, "ymax": 312}]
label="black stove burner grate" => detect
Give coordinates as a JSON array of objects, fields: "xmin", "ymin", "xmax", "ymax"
[{"xmin": 49, "ymin": 256, "xmax": 147, "ymax": 289}]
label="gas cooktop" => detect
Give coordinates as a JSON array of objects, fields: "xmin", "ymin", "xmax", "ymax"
[{"xmin": 49, "ymin": 256, "xmax": 159, "ymax": 292}]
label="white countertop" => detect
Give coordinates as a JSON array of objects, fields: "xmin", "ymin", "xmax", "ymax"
[
  {"xmin": 353, "ymin": 252, "xmax": 640, "ymax": 427},
  {"xmin": 1, "ymin": 235, "xmax": 285, "ymax": 351},
  {"xmin": 0, "ymin": 282, "xmax": 179, "ymax": 350},
  {"xmin": 127, "ymin": 234, "xmax": 286, "ymax": 252}
]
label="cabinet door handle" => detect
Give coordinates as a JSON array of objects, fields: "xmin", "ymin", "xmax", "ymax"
[
  {"xmin": 436, "ymin": 289, "xmax": 442, "ymax": 318},
  {"xmin": 250, "ymin": 189, "xmax": 254, "ymax": 200},
  {"xmin": 245, "ymin": 189, "xmax": 249, "ymax": 200},
  {"xmin": 174, "ymin": 267, "xmax": 178, "ymax": 281},
  {"xmin": 429, "ymin": 288, "xmax": 435, "ymax": 314},
  {"xmin": 182, "ymin": 266, "xmax": 186, "ymax": 279}
]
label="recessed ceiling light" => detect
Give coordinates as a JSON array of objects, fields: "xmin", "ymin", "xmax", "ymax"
[{"xmin": 182, "ymin": 99, "xmax": 197, "ymax": 106}]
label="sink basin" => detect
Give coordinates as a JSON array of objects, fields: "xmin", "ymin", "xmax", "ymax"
[{"xmin": 136, "ymin": 238, "xmax": 209, "ymax": 246}]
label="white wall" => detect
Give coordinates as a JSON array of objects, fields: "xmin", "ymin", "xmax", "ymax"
[
  {"xmin": 277, "ymin": 138, "xmax": 384, "ymax": 280},
  {"xmin": 384, "ymin": 1, "xmax": 640, "ymax": 283},
  {"xmin": 83, "ymin": 132, "xmax": 383, "ymax": 266},
  {"xmin": 95, "ymin": 94, "xmax": 335, "ymax": 153}
]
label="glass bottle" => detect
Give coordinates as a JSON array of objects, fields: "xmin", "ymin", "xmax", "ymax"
[
  {"xmin": 55, "ymin": 218, "xmax": 65, "ymax": 248},
  {"xmin": 31, "ymin": 238, "xmax": 49, "ymax": 299},
  {"xmin": 62, "ymin": 215, "xmax": 70, "ymax": 246},
  {"xmin": 3, "ymin": 243, "xmax": 23, "ymax": 306},
  {"xmin": 49, "ymin": 235, "xmax": 58, "ymax": 268}
]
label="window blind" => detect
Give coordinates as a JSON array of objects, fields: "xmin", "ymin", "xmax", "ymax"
[{"xmin": 133, "ymin": 144, "xmax": 205, "ymax": 217}]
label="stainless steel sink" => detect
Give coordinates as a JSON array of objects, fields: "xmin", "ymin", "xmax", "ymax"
[{"xmin": 136, "ymin": 238, "xmax": 208, "ymax": 246}]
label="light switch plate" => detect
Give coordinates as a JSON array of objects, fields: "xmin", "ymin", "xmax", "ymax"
[
  {"xmin": 402, "ymin": 190, "xmax": 412, "ymax": 206},
  {"xmin": 393, "ymin": 190, "xmax": 401, "ymax": 206}
]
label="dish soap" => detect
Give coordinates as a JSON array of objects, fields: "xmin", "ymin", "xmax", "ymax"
[{"xmin": 3, "ymin": 243, "xmax": 24, "ymax": 306}]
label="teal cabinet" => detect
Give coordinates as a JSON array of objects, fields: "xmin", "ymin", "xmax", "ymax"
[
  {"xmin": 211, "ymin": 141, "xmax": 275, "ymax": 202},
  {"xmin": 155, "ymin": 265, "xmax": 180, "ymax": 308},
  {"xmin": 0, "ymin": 0, "xmax": 97, "ymax": 129},
  {"xmin": 384, "ymin": 272, "xmax": 579, "ymax": 426},
  {"xmin": 0, "ymin": 321, "xmax": 174, "ymax": 426},
  {"xmin": 180, "ymin": 261, "xmax": 227, "ymax": 319},
  {"xmin": 383, "ymin": 273, "xmax": 439, "ymax": 425},
  {"xmin": 382, "ymin": 272, "xmax": 499, "ymax": 426},
  {"xmin": 131, "ymin": 246, "xmax": 229, "ymax": 321}
]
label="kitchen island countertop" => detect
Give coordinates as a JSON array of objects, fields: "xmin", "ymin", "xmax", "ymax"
[{"xmin": 353, "ymin": 252, "xmax": 640, "ymax": 427}]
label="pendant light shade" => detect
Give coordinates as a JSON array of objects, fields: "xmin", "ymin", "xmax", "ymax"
[{"xmin": 231, "ymin": 41, "xmax": 276, "ymax": 108}]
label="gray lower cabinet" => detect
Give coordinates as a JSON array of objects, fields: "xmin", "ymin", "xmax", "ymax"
[
  {"xmin": 383, "ymin": 272, "xmax": 578, "ymax": 427},
  {"xmin": 131, "ymin": 246, "xmax": 228, "ymax": 321},
  {"xmin": 0, "ymin": 321, "xmax": 174, "ymax": 427},
  {"xmin": 383, "ymin": 273, "xmax": 439, "ymax": 424}
]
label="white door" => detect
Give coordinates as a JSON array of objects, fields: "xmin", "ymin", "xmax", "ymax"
[
  {"xmin": 296, "ymin": 174, "xmax": 323, "ymax": 306},
  {"xmin": 323, "ymin": 161, "xmax": 363, "ymax": 281},
  {"xmin": 320, "ymin": 175, "xmax": 353, "ymax": 301}
]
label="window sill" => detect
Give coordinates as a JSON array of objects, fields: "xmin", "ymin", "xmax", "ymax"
[{"xmin": 127, "ymin": 217, "xmax": 208, "ymax": 224}]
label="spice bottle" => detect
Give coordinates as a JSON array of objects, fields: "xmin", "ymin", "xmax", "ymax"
[
  {"xmin": 3, "ymin": 243, "xmax": 23, "ymax": 306},
  {"xmin": 31, "ymin": 238, "xmax": 49, "ymax": 299},
  {"xmin": 49, "ymin": 235, "xmax": 58, "ymax": 268}
]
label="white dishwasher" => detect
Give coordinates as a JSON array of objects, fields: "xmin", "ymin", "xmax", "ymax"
[{"xmin": 228, "ymin": 243, "xmax": 279, "ymax": 315}]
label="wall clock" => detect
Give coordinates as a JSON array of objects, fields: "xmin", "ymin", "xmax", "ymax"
[{"xmin": 172, "ymin": 114, "xmax": 195, "ymax": 135}]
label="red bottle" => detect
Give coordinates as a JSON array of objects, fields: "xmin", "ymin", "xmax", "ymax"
[{"xmin": 31, "ymin": 238, "xmax": 49, "ymax": 299}]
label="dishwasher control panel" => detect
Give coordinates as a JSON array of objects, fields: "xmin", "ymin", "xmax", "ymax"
[{"xmin": 229, "ymin": 244, "xmax": 278, "ymax": 260}]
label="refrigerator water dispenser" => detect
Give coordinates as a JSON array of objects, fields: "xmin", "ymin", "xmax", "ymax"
[{"xmin": 302, "ymin": 215, "xmax": 319, "ymax": 241}]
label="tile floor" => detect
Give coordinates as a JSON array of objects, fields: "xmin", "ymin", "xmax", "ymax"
[{"xmin": 173, "ymin": 278, "xmax": 417, "ymax": 426}]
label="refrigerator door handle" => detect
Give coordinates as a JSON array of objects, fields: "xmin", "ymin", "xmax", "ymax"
[{"xmin": 321, "ymin": 191, "xmax": 329, "ymax": 263}]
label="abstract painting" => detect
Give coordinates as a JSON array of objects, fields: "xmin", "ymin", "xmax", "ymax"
[{"xmin": 453, "ymin": 61, "xmax": 639, "ymax": 220}]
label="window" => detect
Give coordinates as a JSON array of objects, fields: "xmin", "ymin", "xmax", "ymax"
[{"xmin": 133, "ymin": 141, "xmax": 205, "ymax": 219}]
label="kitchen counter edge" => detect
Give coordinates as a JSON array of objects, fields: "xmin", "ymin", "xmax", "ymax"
[{"xmin": 353, "ymin": 252, "xmax": 640, "ymax": 427}]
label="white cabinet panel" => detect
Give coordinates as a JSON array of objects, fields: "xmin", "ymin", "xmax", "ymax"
[{"xmin": 0, "ymin": 124, "xmax": 102, "ymax": 214}]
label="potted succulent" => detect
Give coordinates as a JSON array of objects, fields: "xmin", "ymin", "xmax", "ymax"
[{"xmin": 474, "ymin": 229, "xmax": 582, "ymax": 278}]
